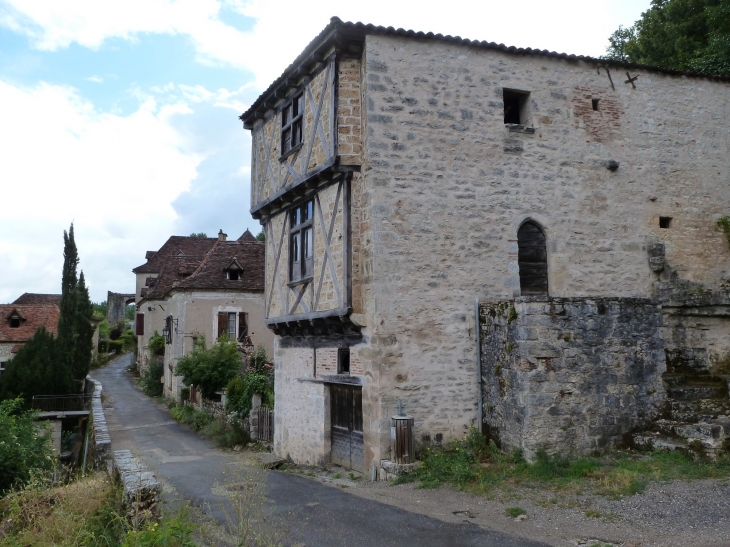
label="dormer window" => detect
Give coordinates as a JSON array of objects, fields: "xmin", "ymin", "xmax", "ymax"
[
  {"xmin": 6, "ymin": 309, "xmax": 25, "ymax": 328},
  {"xmin": 10, "ymin": 317, "xmax": 20, "ymax": 328},
  {"xmin": 225, "ymin": 258, "xmax": 244, "ymax": 281}
]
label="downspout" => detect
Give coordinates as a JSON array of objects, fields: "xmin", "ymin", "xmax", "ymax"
[{"xmin": 475, "ymin": 298, "xmax": 483, "ymax": 434}]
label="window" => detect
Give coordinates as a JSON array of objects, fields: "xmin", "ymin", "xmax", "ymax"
[
  {"xmin": 290, "ymin": 200, "xmax": 314, "ymax": 283},
  {"xmin": 660, "ymin": 217, "xmax": 672, "ymax": 229},
  {"xmin": 0, "ymin": 362, "xmax": 5, "ymax": 376},
  {"xmin": 10, "ymin": 317, "xmax": 20, "ymax": 328},
  {"xmin": 228, "ymin": 312, "xmax": 236, "ymax": 339},
  {"xmin": 592, "ymin": 98, "xmax": 600, "ymax": 111},
  {"xmin": 338, "ymin": 348, "xmax": 350, "ymax": 375},
  {"xmin": 281, "ymin": 93, "xmax": 304, "ymax": 155},
  {"xmin": 237, "ymin": 312, "xmax": 249, "ymax": 342},
  {"xmin": 227, "ymin": 270, "xmax": 240, "ymax": 281},
  {"xmin": 503, "ymin": 88, "xmax": 530, "ymax": 125},
  {"xmin": 517, "ymin": 221, "xmax": 548, "ymax": 296}
]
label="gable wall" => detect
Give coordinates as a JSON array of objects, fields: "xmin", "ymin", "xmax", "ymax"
[{"xmin": 359, "ymin": 34, "xmax": 730, "ymax": 452}]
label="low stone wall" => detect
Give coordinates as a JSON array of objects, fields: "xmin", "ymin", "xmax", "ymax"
[
  {"xmin": 113, "ymin": 450, "xmax": 161, "ymax": 519},
  {"xmin": 480, "ymin": 297, "xmax": 666, "ymax": 460},
  {"xmin": 201, "ymin": 398, "xmax": 227, "ymax": 421},
  {"xmin": 86, "ymin": 375, "xmax": 111, "ymax": 468}
]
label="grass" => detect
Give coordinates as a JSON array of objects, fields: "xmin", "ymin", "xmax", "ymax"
[
  {"xmin": 395, "ymin": 428, "xmax": 730, "ymax": 497},
  {"xmin": 169, "ymin": 404, "xmax": 250, "ymax": 449},
  {"xmin": 0, "ymin": 472, "xmax": 196, "ymax": 547},
  {"xmin": 505, "ymin": 507, "xmax": 526, "ymax": 518}
]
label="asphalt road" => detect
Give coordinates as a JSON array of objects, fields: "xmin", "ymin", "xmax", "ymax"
[{"xmin": 92, "ymin": 354, "xmax": 548, "ymax": 547}]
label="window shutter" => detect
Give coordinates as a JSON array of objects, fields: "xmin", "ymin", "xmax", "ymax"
[
  {"xmin": 135, "ymin": 313, "xmax": 144, "ymax": 336},
  {"xmin": 217, "ymin": 312, "xmax": 227, "ymax": 338}
]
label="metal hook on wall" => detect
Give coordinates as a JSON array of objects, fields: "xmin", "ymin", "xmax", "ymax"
[{"xmin": 597, "ymin": 65, "xmax": 616, "ymax": 90}]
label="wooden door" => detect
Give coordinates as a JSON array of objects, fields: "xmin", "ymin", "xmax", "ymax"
[{"xmin": 330, "ymin": 384, "xmax": 364, "ymax": 471}]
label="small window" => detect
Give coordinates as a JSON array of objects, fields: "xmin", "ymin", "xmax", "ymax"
[
  {"xmin": 228, "ymin": 312, "xmax": 236, "ymax": 339},
  {"xmin": 338, "ymin": 348, "xmax": 350, "ymax": 375},
  {"xmin": 503, "ymin": 89, "xmax": 530, "ymax": 125},
  {"xmin": 9, "ymin": 317, "xmax": 20, "ymax": 328},
  {"xmin": 281, "ymin": 93, "xmax": 304, "ymax": 155},
  {"xmin": 227, "ymin": 270, "xmax": 240, "ymax": 281},
  {"xmin": 660, "ymin": 217, "xmax": 672, "ymax": 229},
  {"xmin": 290, "ymin": 200, "xmax": 314, "ymax": 283},
  {"xmin": 592, "ymin": 98, "xmax": 600, "ymax": 111}
]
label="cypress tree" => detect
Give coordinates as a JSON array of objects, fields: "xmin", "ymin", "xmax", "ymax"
[
  {"xmin": 56, "ymin": 224, "xmax": 79, "ymax": 389},
  {"xmin": 72, "ymin": 271, "xmax": 94, "ymax": 382}
]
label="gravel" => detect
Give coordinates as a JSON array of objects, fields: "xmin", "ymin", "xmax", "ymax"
[{"xmin": 292, "ymin": 467, "xmax": 730, "ymax": 546}]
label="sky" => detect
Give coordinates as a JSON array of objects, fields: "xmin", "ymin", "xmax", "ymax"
[{"xmin": 0, "ymin": 0, "xmax": 650, "ymax": 303}]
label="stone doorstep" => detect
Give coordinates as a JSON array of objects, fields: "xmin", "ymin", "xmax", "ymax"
[{"xmin": 654, "ymin": 419, "xmax": 726, "ymax": 449}]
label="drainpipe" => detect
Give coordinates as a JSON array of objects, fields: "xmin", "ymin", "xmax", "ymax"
[{"xmin": 475, "ymin": 298, "xmax": 483, "ymax": 434}]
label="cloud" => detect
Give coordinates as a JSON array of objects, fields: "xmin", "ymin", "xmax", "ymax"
[
  {"xmin": 84, "ymin": 75, "xmax": 104, "ymax": 83},
  {"xmin": 0, "ymin": 79, "xmax": 202, "ymax": 301},
  {"xmin": 1, "ymin": 0, "xmax": 651, "ymax": 89}
]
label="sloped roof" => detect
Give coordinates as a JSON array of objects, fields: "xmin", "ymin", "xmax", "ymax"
[
  {"xmin": 240, "ymin": 17, "xmax": 730, "ymax": 128},
  {"xmin": 143, "ymin": 256, "xmax": 205, "ymax": 300},
  {"xmin": 12, "ymin": 293, "xmax": 62, "ymax": 306},
  {"xmin": 174, "ymin": 240, "xmax": 265, "ymax": 292},
  {"xmin": 0, "ymin": 304, "xmax": 60, "ymax": 343},
  {"xmin": 132, "ymin": 236, "xmax": 217, "ymax": 274},
  {"xmin": 238, "ymin": 229, "xmax": 258, "ymax": 242}
]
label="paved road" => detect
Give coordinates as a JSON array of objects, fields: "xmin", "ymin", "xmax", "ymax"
[{"xmin": 93, "ymin": 355, "xmax": 548, "ymax": 547}]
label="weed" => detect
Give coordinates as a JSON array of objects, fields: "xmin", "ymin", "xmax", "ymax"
[
  {"xmin": 585, "ymin": 509, "xmax": 602, "ymax": 518},
  {"xmin": 505, "ymin": 507, "xmax": 526, "ymax": 518},
  {"xmin": 348, "ymin": 472, "xmax": 360, "ymax": 481},
  {"xmin": 332, "ymin": 473, "xmax": 342, "ymax": 479}
]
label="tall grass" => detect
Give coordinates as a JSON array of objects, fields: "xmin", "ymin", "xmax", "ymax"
[{"xmin": 399, "ymin": 428, "xmax": 730, "ymax": 496}]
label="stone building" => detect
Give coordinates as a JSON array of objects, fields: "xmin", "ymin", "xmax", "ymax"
[
  {"xmin": 240, "ymin": 18, "xmax": 730, "ymax": 471},
  {"xmin": 133, "ymin": 230, "xmax": 274, "ymax": 400},
  {"xmin": 0, "ymin": 297, "xmax": 61, "ymax": 375}
]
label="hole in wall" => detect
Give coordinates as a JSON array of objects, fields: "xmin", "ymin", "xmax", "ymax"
[
  {"xmin": 659, "ymin": 217, "xmax": 672, "ymax": 229},
  {"xmin": 592, "ymin": 98, "xmax": 600, "ymax": 111}
]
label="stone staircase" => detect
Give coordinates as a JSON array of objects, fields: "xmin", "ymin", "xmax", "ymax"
[{"xmin": 633, "ymin": 364, "xmax": 730, "ymax": 459}]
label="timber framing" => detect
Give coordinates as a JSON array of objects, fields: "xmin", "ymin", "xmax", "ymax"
[{"xmin": 266, "ymin": 306, "xmax": 360, "ymax": 337}]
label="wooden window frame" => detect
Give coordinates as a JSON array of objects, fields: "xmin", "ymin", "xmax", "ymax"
[
  {"xmin": 289, "ymin": 200, "xmax": 314, "ymax": 284},
  {"xmin": 237, "ymin": 312, "xmax": 248, "ymax": 342},
  {"xmin": 280, "ymin": 93, "xmax": 304, "ymax": 157},
  {"xmin": 337, "ymin": 348, "xmax": 350, "ymax": 375}
]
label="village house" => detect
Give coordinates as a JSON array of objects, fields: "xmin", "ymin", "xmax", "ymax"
[
  {"xmin": 133, "ymin": 230, "xmax": 273, "ymax": 401},
  {"xmin": 0, "ymin": 294, "xmax": 61, "ymax": 376},
  {"xmin": 240, "ymin": 18, "xmax": 730, "ymax": 473}
]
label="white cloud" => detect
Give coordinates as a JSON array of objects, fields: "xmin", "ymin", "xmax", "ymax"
[
  {"xmin": 84, "ymin": 75, "xmax": 104, "ymax": 83},
  {"xmin": 0, "ymin": 79, "xmax": 202, "ymax": 301},
  {"xmin": 1, "ymin": 0, "xmax": 651, "ymax": 90}
]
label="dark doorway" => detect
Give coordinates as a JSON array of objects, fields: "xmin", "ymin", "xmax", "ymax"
[
  {"xmin": 517, "ymin": 221, "xmax": 548, "ymax": 295},
  {"xmin": 330, "ymin": 384, "xmax": 364, "ymax": 471}
]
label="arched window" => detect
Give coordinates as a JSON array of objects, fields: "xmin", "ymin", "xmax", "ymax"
[{"xmin": 517, "ymin": 221, "xmax": 548, "ymax": 295}]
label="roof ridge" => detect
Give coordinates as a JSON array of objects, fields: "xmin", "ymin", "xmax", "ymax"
[{"xmin": 186, "ymin": 239, "xmax": 221, "ymax": 281}]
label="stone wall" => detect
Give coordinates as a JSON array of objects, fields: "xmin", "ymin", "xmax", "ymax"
[{"xmin": 480, "ymin": 297, "xmax": 666, "ymax": 459}]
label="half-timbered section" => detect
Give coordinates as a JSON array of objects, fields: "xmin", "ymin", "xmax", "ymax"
[{"xmin": 242, "ymin": 18, "xmax": 730, "ymax": 472}]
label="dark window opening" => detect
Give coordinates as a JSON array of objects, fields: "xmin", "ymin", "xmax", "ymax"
[
  {"xmin": 659, "ymin": 217, "xmax": 672, "ymax": 229},
  {"xmin": 281, "ymin": 93, "xmax": 304, "ymax": 155},
  {"xmin": 518, "ymin": 221, "xmax": 548, "ymax": 296},
  {"xmin": 338, "ymin": 348, "xmax": 351, "ymax": 375},
  {"xmin": 227, "ymin": 270, "xmax": 240, "ymax": 281},
  {"xmin": 503, "ymin": 89, "xmax": 529, "ymax": 125},
  {"xmin": 290, "ymin": 200, "xmax": 314, "ymax": 283},
  {"xmin": 9, "ymin": 317, "xmax": 20, "ymax": 328},
  {"xmin": 237, "ymin": 312, "xmax": 249, "ymax": 342},
  {"xmin": 592, "ymin": 98, "xmax": 600, "ymax": 111}
]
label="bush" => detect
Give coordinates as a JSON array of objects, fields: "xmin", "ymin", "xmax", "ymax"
[
  {"xmin": 225, "ymin": 346, "xmax": 274, "ymax": 418},
  {"xmin": 175, "ymin": 336, "xmax": 240, "ymax": 399},
  {"xmin": 148, "ymin": 331, "xmax": 166, "ymax": 357},
  {"xmin": 0, "ymin": 398, "xmax": 54, "ymax": 494},
  {"xmin": 142, "ymin": 359, "xmax": 164, "ymax": 397},
  {"xmin": 121, "ymin": 329, "xmax": 137, "ymax": 353},
  {"xmin": 98, "ymin": 340, "xmax": 109, "ymax": 353},
  {"xmin": 107, "ymin": 340, "xmax": 124, "ymax": 354}
]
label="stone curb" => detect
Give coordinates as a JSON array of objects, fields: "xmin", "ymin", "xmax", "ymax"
[{"xmin": 86, "ymin": 375, "xmax": 111, "ymax": 468}]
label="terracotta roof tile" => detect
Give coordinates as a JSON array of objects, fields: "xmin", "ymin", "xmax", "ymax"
[
  {"xmin": 175, "ymin": 240, "xmax": 265, "ymax": 292},
  {"xmin": 132, "ymin": 236, "xmax": 216, "ymax": 274},
  {"xmin": 0, "ymin": 304, "xmax": 60, "ymax": 343},
  {"xmin": 238, "ymin": 229, "xmax": 258, "ymax": 242},
  {"xmin": 12, "ymin": 293, "xmax": 62, "ymax": 306}
]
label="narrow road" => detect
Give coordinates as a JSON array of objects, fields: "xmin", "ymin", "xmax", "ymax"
[{"xmin": 93, "ymin": 354, "xmax": 548, "ymax": 547}]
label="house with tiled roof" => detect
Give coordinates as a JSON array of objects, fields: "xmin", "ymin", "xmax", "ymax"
[
  {"xmin": 0, "ymin": 302, "xmax": 60, "ymax": 376},
  {"xmin": 133, "ymin": 230, "xmax": 273, "ymax": 400}
]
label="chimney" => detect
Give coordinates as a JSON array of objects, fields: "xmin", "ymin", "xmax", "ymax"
[{"xmin": 218, "ymin": 229, "xmax": 227, "ymax": 242}]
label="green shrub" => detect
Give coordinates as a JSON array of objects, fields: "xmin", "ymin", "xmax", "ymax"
[
  {"xmin": 171, "ymin": 404, "xmax": 194, "ymax": 423},
  {"xmin": 225, "ymin": 345, "xmax": 274, "ymax": 418},
  {"xmin": 107, "ymin": 340, "xmax": 124, "ymax": 354},
  {"xmin": 175, "ymin": 336, "xmax": 240, "ymax": 399},
  {"xmin": 142, "ymin": 359, "xmax": 164, "ymax": 397},
  {"xmin": 0, "ymin": 398, "xmax": 54, "ymax": 494},
  {"xmin": 148, "ymin": 331, "xmax": 166, "ymax": 357},
  {"xmin": 98, "ymin": 340, "xmax": 109, "ymax": 353}
]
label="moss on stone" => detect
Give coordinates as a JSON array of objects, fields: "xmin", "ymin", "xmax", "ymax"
[{"xmin": 717, "ymin": 216, "xmax": 730, "ymax": 250}]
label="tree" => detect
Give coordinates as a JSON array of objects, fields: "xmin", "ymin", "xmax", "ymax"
[
  {"xmin": 604, "ymin": 0, "xmax": 730, "ymax": 76},
  {"xmin": 0, "ymin": 398, "xmax": 54, "ymax": 493},
  {"xmin": 56, "ymin": 224, "xmax": 94, "ymax": 388},
  {"xmin": 175, "ymin": 336, "xmax": 241, "ymax": 399},
  {"xmin": 0, "ymin": 327, "xmax": 72, "ymax": 404},
  {"xmin": 189, "ymin": 232, "xmax": 208, "ymax": 238},
  {"xmin": 256, "ymin": 230, "xmax": 265, "ymax": 242}
]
